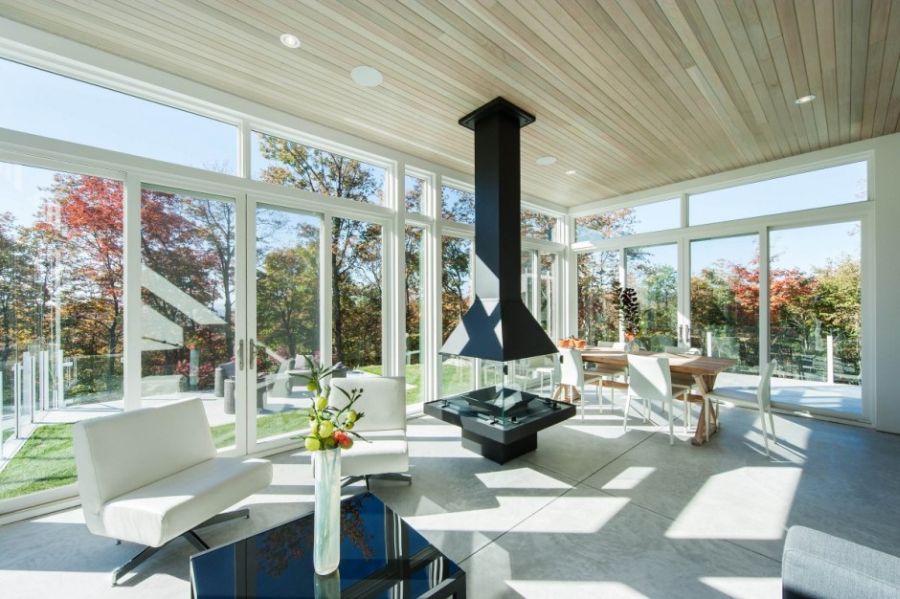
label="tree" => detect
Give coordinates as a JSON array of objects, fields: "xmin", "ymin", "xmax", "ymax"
[
  {"xmin": 257, "ymin": 135, "xmax": 383, "ymax": 368},
  {"xmin": 256, "ymin": 245, "xmax": 319, "ymax": 357}
]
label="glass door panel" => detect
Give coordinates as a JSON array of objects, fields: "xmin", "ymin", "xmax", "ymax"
[
  {"xmin": 441, "ymin": 236, "xmax": 473, "ymax": 396},
  {"xmin": 405, "ymin": 225, "xmax": 425, "ymax": 405},
  {"xmin": 331, "ymin": 217, "xmax": 383, "ymax": 373},
  {"xmin": 0, "ymin": 163, "xmax": 123, "ymax": 501},
  {"xmin": 690, "ymin": 235, "xmax": 760, "ymax": 376},
  {"xmin": 253, "ymin": 204, "xmax": 321, "ymax": 443},
  {"xmin": 578, "ymin": 250, "xmax": 621, "ymax": 344},
  {"xmin": 625, "ymin": 244, "xmax": 678, "ymax": 351},
  {"xmin": 769, "ymin": 221, "xmax": 862, "ymax": 417},
  {"xmin": 140, "ymin": 186, "xmax": 237, "ymax": 450}
]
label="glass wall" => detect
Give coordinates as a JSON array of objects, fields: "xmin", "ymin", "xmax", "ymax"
[
  {"xmin": 690, "ymin": 235, "xmax": 760, "ymax": 374},
  {"xmin": 405, "ymin": 225, "xmax": 425, "ymax": 404},
  {"xmin": 625, "ymin": 244, "xmax": 678, "ymax": 351},
  {"xmin": 251, "ymin": 131, "xmax": 386, "ymax": 205},
  {"xmin": 690, "ymin": 161, "xmax": 866, "ymax": 226},
  {"xmin": 140, "ymin": 186, "xmax": 237, "ymax": 449},
  {"xmin": 441, "ymin": 184, "xmax": 475, "ymax": 224},
  {"xmin": 0, "ymin": 58, "xmax": 237, "ymax": 174},
  {"xmin": 576, "ymin": 197, "xmax": 679, "ymax": 241},
  {"xmin": 0, "ymin": 162, "xmax": 124, "ymax": 500},
  {"xmin": 331, "ymin": 217, "xmax": 383, "ymax": 372},
  {"xmin": 441, "ymin": 236, "xmax": 473, "ymax": 396},
  {"xmin": 578, "ymin": 250, "xmax": 621, "ymax": 344},
  {"xmin": 254, "ymin": 205, "xmax": 321, "ymax": 443},
  {"xmin": 769, "ymin": 221, "xmax": 862, "ymax": 415}
]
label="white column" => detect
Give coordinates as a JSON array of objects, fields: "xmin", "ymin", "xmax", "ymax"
[{"xmin": 122, "ymin": 174, "xmax": 143, "ymax": 411}]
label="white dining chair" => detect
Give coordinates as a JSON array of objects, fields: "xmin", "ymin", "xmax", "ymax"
[
  {"xmin": 625, "ymin": 354, "xmax": 691, "ymax": 445},
  {"xmin": 559, "ymin": 348, "xmax": 605, "ymax": 421},
  {"xmin": 587, "ymin": 341, "xmax": 629, "ymax": 406},
  {"xmin": 757, "ymin": 359, "xmax": 778, "ymax": 455}
]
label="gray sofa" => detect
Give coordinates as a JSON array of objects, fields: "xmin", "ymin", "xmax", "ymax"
[{"xmin": 783, "ymin": 526, "xmax": 900, "ymax": 598}]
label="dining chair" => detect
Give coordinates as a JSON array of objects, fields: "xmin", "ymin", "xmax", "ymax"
[
  {"xmin": 625, "ymin": 354, "xmax": 691, "ymax": 445},
  {"xmin": 757, "ymin": 359, "xmax": 778, "ymax": 455},
  {"xmin": 559, "ymin": 348, "xmax": 606, "ymax": 421},
  {"xmin": 588, "ymin": 341, "xmax": 629, "ymax": 405},
  {"xmin": 662, "ymin": 344, "xmax": 705, "ymax": 430}
]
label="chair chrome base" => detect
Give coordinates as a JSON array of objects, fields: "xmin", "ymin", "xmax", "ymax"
[
  {"xmin": 111, "ymin": 508, "xmax": 250, "ymax": 586},
  {"xmin": 342, "ymin": 473, "xmax": 412, "ymax": 490}
]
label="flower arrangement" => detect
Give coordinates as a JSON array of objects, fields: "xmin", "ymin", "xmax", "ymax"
[{"xmin": 297, "ymin": 356, "xmax": 366, "ymax": 452}]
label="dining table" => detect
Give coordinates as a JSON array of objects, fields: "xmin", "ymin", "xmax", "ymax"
[{"xmin": 559, "ymin": 347, "xmax": 737, "ymax": 446}]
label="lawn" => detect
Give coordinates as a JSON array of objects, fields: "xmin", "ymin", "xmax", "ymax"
[
  {"xmin": 0, "ymin": 423, "xmax": 76, "ymax": 500},
  {"xmin": 360, "ymin": 362, "xmax": 473, "ymax": 403}
]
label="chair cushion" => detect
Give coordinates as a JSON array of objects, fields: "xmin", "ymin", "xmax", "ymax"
[
  {"xmin": 340, "ymin": 430, "xmax": 409, "ymax": 478},
  {"xmin": 100, "ymin": 457, "xmax": 272, "ymax": 547}
]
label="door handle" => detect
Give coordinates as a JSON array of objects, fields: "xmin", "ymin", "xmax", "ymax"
[
  {"xmin": 248, "ymin": 339, "xmax": 256, "ymax": 370},
  {"xmin": 237, "ymin": 339, "xmax": 245, "ymax": 371}
]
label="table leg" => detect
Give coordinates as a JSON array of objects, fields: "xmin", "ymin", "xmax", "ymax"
[{"xmin": 691, "ymin": 374, "xmax": 719, "ymax": 446}]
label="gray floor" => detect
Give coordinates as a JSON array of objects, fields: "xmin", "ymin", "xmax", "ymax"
[{"xmin": 2, "ymin": 398, "xmax": 900, "ymax": 598}]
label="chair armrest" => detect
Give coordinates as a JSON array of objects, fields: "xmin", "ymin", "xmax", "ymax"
[{"xmin": 783, "ymin": 526, "xmax": 900, "ymax": 598}]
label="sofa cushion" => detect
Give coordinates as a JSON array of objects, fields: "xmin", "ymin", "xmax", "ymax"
[
  {"xmin": 340, "ymin": 430, "xmax": 408, "ymax": 477},
  {"xmin": 783, "ymin": 526, "xmax": 900, "ymax": 599},
  {"xmin": 100, "ymin": 457, "xmax": 272, "ymax": 547}
]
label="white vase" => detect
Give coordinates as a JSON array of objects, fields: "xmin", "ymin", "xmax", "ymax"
[{"xmin": 313, "ymin": 448, "xmax": 341, "ymax": 575}]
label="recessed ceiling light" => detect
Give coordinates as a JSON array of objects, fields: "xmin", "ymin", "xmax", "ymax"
[
  {"xmin": 351, "ymin": 66, "xmax": 383, "ymax": 87},
  {"xmin": 795, "ymin": 94, "xmax": 816, "ymax": 105},
  {"xmin": 536, "ymin": 155, "xmax": 557, "ymax": 166},
  {"xmin": 565, "ymin": 169, "xmax": 577, "ymax": 175},
  {"xmin": 279, "ymin": 33, "xmax": 301, "ymax": 49}
]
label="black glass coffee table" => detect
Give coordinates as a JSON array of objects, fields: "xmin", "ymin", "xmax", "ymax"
[{"xmin": 190, "ymin": 493, "xmax": 465, "ymax": 598}]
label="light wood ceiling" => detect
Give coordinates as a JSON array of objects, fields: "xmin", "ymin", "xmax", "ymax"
[{"xmin": 2, "ymin": 0, "xmax": 899, "ymax": 207}]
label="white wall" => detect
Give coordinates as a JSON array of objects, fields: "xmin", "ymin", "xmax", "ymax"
[{"xmin": 570, "ymin": 132, "xmax": 900, "ymax": 434}]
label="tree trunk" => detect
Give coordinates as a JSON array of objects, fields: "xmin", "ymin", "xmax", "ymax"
[{"xmin": 331, "ymin": 219, "xmax": 344, "ymax": 366}]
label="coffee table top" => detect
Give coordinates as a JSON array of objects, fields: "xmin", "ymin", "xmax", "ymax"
[{"xmin": 190, "ymin": 493, "xmax": 463, "ymax": 598}]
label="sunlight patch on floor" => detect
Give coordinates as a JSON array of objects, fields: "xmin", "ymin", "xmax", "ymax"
[
  {"xmin": 475, "ymin": 468, "xmax": 572, "ymax": 490},
  {"xmin": 514, "ymin": 495, "xmax": 630, "ymax": 534},
  {"xmin": 404, "ymin": 496, "xmax": 566, "ymax": 533},
  {"xmin": 700, "ymin": 576, "xmax": 782, "ymax": 598},
  {"xmin": 666, "ymin": 467, "xmax": 801, "ymax": 540},
  {"xmin": 601, "ymin": 466, "xmax": 656, "ymax": 490},
  {"xmin": 506, "ymin": 580, "xmax": 649, "ymax": 598}
]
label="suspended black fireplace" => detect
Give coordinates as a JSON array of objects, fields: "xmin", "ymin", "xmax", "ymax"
[{"xmin": 424, "ymin": 97, "xmax": 574, "ymax": 464}]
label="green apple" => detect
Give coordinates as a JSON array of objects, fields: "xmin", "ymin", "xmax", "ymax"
[
  {"xmin": 318, "ymin": 420, "xmax": 334, "ymax": 437},
  {"xmin": 315, "ymin": 396, "xmax": 328, "ymax": 411},
  {"xmin": 304, "ymin": 436, "xmax": 321, "ymax": 451}
]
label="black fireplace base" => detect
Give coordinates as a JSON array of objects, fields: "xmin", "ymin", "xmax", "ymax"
[
  {"xmin": 424, "ymin": 388, "xmax": 575, "ymax": 464},
  {"xmin": 461, "ymin": 429, "xmax": 538, "ymax": 464}
]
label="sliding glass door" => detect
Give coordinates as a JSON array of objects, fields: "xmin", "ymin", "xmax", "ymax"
[
  {"xmin": 768, "ymin": 221, "xmax": 862, "ymax": 416},
  {"xmin": 140, "ymin": 185, "xmax": 239, "ymax": 450},
  {"xmin": 252, "ymin": 204, "xmax": 322, "ymax": 444}
]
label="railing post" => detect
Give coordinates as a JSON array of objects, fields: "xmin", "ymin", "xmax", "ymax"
[
  {"xmin": 826, "ymin": 334, "xmax": 834, "ymax": 384},
  {"xmin": 706, "ymin": 331, "xmax": 713, "ymax": 357}
]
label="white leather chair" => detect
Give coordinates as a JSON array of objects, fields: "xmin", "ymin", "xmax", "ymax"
[
  {"xmin": 559, "ymin": 348, "xmax": 609, "ymax": 421},
  {"xmin": 329, "ymin": 376, "xmax": 410, "ymax": 489},
  {"xmin": 625, "ymin": 354, "xmax": 690, "ymax": 445},
  {"xmin": 73, "ymin": 398, "xmax": 273, "ymax": 585}
]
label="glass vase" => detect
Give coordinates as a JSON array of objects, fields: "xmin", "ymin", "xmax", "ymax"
[{"xmin": 313, "ymin": 448, "xmax": 341, "ymax": 575}]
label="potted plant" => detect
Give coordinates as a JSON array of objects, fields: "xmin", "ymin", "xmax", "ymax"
[{"xmin": 612, "ymin": 280, "xmax": 641, "ymax": 349}]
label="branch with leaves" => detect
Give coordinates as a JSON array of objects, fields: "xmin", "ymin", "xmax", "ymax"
[{"xmin": 611, "ymin": 280, "xmax": 641, "ymax": 337}]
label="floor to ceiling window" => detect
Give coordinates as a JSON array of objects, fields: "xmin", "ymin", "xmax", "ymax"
[
  {"xmin": 625, "ymin": 243, "xmax": 678, "ymax": 351},
  {"xmin": 139, "ymin": 185, "xmax": 238, "ymax": 449},
  {"xmin": 405, "ymin": 225, "xmax": 425, "ymax": 405},
  {"xmin": 768, "ymin": 221, "xmax": 862, "ymax": 416},
  {"xmin": 253, "ymin": 205, "xmax": 322, "ymax": 444},
  {"xmin": 0, "ymin": 162, "xmax": 123, "ymax": 500},
  {"xmin": 578, "ymin": 250, "xmax": 621, "ymax": 344},
  {"xmin": 440, "ymin": 235, "xmax": 473, "ymax": 396},
  {"xmin": 690, "ymin": 234, "xmax": 760, "ymax": 374}
]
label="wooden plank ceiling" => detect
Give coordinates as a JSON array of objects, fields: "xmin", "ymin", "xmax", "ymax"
[{"xmin": 1, "ymin": 0, "xmax": 899, "ymax": 207}]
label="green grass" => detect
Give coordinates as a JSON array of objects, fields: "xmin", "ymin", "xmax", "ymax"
[
  {"xmin": 360, "ymin": 362, "xmax": 473, "ymax": 404},
  {"xmin": 0, "ymin": 423, "xmax": 76, "ymax": 500},
  {"xmin": 0, "ymin": 410, "xmax": 314, "ymax": 501}
]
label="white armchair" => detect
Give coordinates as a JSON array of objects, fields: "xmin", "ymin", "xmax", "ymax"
[
  {"xmin": 72, "ymin": 398, "xmax": 273, "ymax": 585},
  {"xmin": 329, "ymin": 376, "xmax": 410, "ymax": 489}
]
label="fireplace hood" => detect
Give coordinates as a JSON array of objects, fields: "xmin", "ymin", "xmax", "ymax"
[{"xmin": 440, "ymin": 97, "xmax": 557, "ymax": 363}]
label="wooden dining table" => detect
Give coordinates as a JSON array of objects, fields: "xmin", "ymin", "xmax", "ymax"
[{"xmin": 562, "ymin": 348, "xmax": 737, "ymax": 446}]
